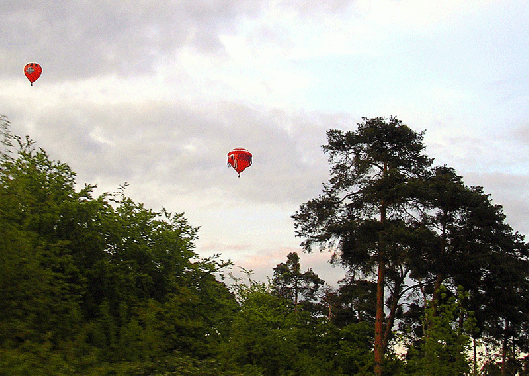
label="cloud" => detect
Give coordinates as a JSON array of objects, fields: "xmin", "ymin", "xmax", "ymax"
[
  {"xmin": 4, "ymin": 88, "xmax": 332, "ymax": 206},
  {"xmin": 464, "ymin": 172, "xmax": 529, "ymax": 235},
  {"xmin": 2, "ymin": 0, "xmax": 529, "ymax": 286},
  {"xmin": 513, "ymin": 122, "xmax": 529, "ymax": 145},
  {"xmin": 1, "ymin": 0, "xmax": 264, "ymax": 79},
  {"xmin": 221, "ymin": 244, "xmax": 345, "ymax": 287}
]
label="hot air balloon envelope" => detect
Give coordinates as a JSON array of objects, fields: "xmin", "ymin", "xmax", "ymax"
[
  {"xmin": 227, "ymin": 148, "xmax": 252, "ymax": 177},
  {"xmin": 24, "ymin": 63, "xmax": 42, "ymax": 86}
]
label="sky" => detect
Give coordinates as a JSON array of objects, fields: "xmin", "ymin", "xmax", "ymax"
[{"xmin": 1, "ymin": 0, "xmax": 529, "ymax": 286}]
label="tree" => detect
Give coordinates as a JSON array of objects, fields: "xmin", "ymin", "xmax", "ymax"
[
  {"xmin": 0, "ymin": 119, "xmax": 240, "ymax": 374},
  {"xmin": 271, "ymin": 252, "xmax": 325, "ymax": 314},
  {"xmin": 0, "ymin": 136, "xmax": 83, "ymax": 335},
  {"xmin": 293, "ymin": 116, "xmax": 433, "ymax": 375},
  {"xmin": 405, "ymin": 166, "xmax": 529, "ymax": 373},
  {"xmin": 405, "ymin": 286, "xmax": 473, "ymax": 376},
  {"xmin": 331, "ymin": 275, "xmax": 377, "ymax": 327},
  {"xmin": 0, "ymin": 134, "xmax": 92, "ymax": 374},
  {"xmin": 226, "ymin": 272, "xmax": 376, "ymax": 376},
  {"xmin": 471, "ymin": 228, "xmax": 529, "ymax": 376}
]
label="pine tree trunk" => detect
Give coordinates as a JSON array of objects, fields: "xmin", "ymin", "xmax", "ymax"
[
  {"xmin": 473, "ymin": 337, "xmax": 477, "ymax": 376},
  {"xmin": 501, "ymin": 320, "xmax": 509, "ymax": 376},
  {"xmin": 374, "ymin": 254, "xmax": 385, "ymax": 376},
  {"xmin": 374, "ymin": 195, "xmax": 387, "ymax": 376}
]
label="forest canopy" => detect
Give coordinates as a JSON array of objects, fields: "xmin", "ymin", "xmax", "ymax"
[{"xmin": 1, "ymin": 115, "xmax": 529, "ymax": 375}]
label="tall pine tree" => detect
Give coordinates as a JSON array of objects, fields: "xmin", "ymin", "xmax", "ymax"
[{"xmin": 293, "ymin": 116, "xmax": 432, "ymax": 375}]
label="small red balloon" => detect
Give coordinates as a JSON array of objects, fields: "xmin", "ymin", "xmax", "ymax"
[
  {"xmin": 24, "ymin": 63, "xmax": 42, "ymax": 86},
  {"xmin": 227, "ymin": 148, "xmax": 252, "ymax": 178}
]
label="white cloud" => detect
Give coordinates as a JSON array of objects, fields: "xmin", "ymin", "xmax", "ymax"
[{"xmin": 355, "ymin": 0, "xmax": 500, "ymax": 31}]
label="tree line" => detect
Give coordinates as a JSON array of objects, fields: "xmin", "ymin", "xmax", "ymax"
[{"xmin": 1, "ymin": 115, "xmax": 528, "ymax": 375}]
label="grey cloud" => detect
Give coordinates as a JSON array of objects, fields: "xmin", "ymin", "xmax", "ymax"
[
  {"xmin": 464, "ymin": 172, "xmax": 529, "ymax": 236},
  {"xmin": 6, "ymin": 98, "xmax": 334, "ymax": 206},
  {"xmin": 425, "ymin": 127, "xmax": 529, "ymax": 236},
  {"xmin": 1, "ymin": 0, "xmax": 264, "ymax": 79},
  {"xmin": 513, "ymin": 122, "xmax": 529, "ymax": 145}
]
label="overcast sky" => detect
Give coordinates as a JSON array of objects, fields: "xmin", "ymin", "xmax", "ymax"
[{"xmin": 2, "ymin": 0, "xmax": 528, "ymax": 285}]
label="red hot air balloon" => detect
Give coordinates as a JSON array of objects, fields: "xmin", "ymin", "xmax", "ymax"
[
  {"xmin": 24, "ymin": 63, "xmax": 42, "ymax": 86},
  {"xmin": 227, "ymin": 148, "xmax": 252, "ymax": 177}
]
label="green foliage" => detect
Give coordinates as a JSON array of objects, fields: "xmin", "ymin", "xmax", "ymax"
[
  {"xmin": 271, "ymin": 252, "xmax": 325, "ymax": 314},
  {"xmin": 293, "ymin": 116, "xmax": 529, "ymax": 375},
  {"xmin": 405, "ymin": 286, "xmax": 473, "ymax": 376},
  {"xmin": 224, "ymin": 276, "xmax": 376, "ymax": 376},
  {"xmin": 0, "ymin": 126, "xmax": 239, "ymax": 374},
  {"xmin": 293, "ymin": 117, "xmax": 434, "ymax": 375},
  {"xmin": 2, "ymin": 115, "xmax": 529, "ymax": 375},
  {"xmin": 225, "ymin": 280, "xmax": 301, "ymax": 374},
  {"xmin": 332, "ymin": 321, "xmax": 375, "ymax": 375}
]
